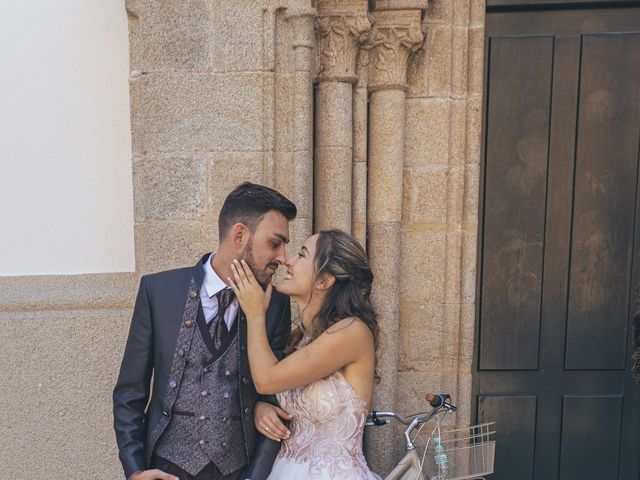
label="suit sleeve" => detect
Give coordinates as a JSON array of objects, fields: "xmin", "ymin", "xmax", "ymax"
[
  {"xmin": 245, "ymin": 296, "xmax": 292, "ymax": 480},
  {"xmin": 270, "ymin": 297, "xmax": 292, "ymax": 361},
  {"xmin": 113, "ymin": 276, "xmax": 154, "ymax": 479},
  {"xmin": 259, "ymin": 296, "xmax": 291, "ymax": 405}
]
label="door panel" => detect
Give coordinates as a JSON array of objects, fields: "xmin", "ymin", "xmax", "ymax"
[
  {"xmin": 558, "ymin": 396, "xmax": 624, "ymax": 478},
  {"xmin": 565, "ymin": 32, "xmax": 640, "ymax": 370},
  {"xmin": 478, "ymin": 395, "xmax": 538, "ymax": 479},
  {"xmin": 476, "ymin": 7, "xmax": 640, "ymax": 480},
  {"xmin": 480, "ymin": 35, "xmax": 553, "ymax": 371}
]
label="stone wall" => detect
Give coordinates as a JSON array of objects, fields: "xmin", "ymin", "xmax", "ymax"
[
  {"xmin": 0, "ymin": 273, "xmax": 136, "ymax": 478},
  {"xmin": 396, "ymin": 0, "xmax": 485, "ymax": 458},
  {"xmin": 126, "ymin": 0, "xmax": 315, "ymax": 274}
]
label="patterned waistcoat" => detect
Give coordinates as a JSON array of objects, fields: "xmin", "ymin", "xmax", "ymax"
[{"xmin": 154, "ymin": 304, "xmax": 247, "ymax": 476}]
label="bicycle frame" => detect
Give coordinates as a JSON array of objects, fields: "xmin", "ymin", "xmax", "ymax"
[
  {"xmin": 366, "ymin": 394, "xmax": 457, "ymax": 480},
  {"xmin": 384, "ymin": 448, "xmax": 425, "ymax": 480}
]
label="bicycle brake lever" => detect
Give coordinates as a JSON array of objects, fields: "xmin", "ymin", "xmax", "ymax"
[{"xmin": 369, "ymin": 411, "xmax": 387, "ymax": 426}]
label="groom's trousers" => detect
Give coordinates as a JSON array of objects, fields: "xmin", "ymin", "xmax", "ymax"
[{"xmin": 151, "ymin": 455, "xmax": 246, "ymax": 480}]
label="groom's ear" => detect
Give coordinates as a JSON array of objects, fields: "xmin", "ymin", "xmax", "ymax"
[{"xmin": 231, "ymin": 223, "xmax": 250, "ymax": 249}]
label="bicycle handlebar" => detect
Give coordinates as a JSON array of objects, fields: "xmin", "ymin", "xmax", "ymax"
[
  {"xmin": 425, "ymin": 393, "xmax": 456, "ymax": 411},
  {"xmin": 366, "ymin": 392, "xmax": 457, "ymax": 427}
]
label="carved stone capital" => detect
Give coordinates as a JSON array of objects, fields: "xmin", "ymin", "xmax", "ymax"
[
  {"xmin": 316, "ymin": 0, "xmax": 371, "ymax": 83},
  {"xmin": 366, "ymin": 10, "xmax": 424, "ymax": 91}
]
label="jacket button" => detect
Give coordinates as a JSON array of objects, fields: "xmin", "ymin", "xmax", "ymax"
[
  {"xmin": 185, "ymin": 319, "xmax": 193, "ymax": 327},
  {"xmin": 222, "ymin": 442, "xmax": 228, "ymax": 448},
  {"xmin": 223, "ymin": 392, "xmax": 229, "ymax": 399},
  {"xmin": 201, "ymin": 390, "xmax": 208, "ymax": 397},
  {"xmin": 225, "ymin": 369, "xmax": 230, "ymax": 376},
  {"xmin": 168, "ymin": 380, "xmax": 177, "ymax": 389},
  {"xmin": 162, "ymin": 411, "xmax": 169, "ymax": 417},
  {"xmin": 199, "ymin": 415, "xmax": 206, "ymax": 421},
  {"xmin": 199, "ymin": 439, "xmax": 205, "ymax": 445},
  {"xmin": 222, "ymin": 417, "xmax": 227, "ymax": 422},
  {"xmin": 190, "ymin": 291, "xmax": 198, "ymax": 299}
]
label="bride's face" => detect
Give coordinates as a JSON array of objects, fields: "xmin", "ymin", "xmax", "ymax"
[{"xmin": 278, "ymin": 234, "xmax": 319, "ymax": 298}]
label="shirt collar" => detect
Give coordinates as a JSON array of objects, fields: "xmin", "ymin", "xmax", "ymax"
[{"xmin": 203, "ymin": 253, "xmax": 230, "ymax": 298}]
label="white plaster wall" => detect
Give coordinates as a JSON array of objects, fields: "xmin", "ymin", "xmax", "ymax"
[{"xmin": 0, "ymin": 1, "xmax": 135, "ymax": 276}]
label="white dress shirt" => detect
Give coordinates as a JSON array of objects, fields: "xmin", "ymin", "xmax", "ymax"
[{"xmin": 200, "ymin": 253, "xmax": 239, "ymax": 330}]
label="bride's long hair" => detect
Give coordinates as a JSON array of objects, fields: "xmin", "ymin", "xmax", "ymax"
[{"xmin": 286, "ymin": 230, "xmax": 379, "ymax": 373}]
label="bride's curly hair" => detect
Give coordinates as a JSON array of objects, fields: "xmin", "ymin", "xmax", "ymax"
[{"xmin": 285, "ymin": 230, "xmax": 379, "ymax": 376}]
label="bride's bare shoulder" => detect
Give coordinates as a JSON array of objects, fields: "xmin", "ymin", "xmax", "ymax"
[{"xmin": 325, "ymin": 317, "xmax": 373, "ymax": 342}]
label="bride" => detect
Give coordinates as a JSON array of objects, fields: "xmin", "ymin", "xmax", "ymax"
[{"xmin": 228, "ymin": 229, "xmax": 380, "ymax": 479}]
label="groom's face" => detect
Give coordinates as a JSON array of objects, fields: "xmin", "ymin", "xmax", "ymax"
[{"xmin": 241, "ymin": 209, "xmax": 289, "ymax": 286}]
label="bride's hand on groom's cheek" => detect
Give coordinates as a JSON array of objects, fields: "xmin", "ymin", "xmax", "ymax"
[{"xmin": 228, "ymin": 259, "xmax": 272, "ymax": 320}]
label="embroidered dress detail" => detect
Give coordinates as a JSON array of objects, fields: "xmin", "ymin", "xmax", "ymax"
[{"xmin": 267, "ymin": 334, "xmax": 380, "ymax": 480}]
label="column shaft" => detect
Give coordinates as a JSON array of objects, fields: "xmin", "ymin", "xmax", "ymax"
[
  {"xmin": 315, "ymin": 81, "xmax": 354, "ymax": 231},
  {"xmin": 286, "ymin": 6, "xmax": 316, "ymax": 243},
  {"xmin": 364, "ymin": 9, "xmax": 424, "ymax": 473},
  {"xmin": 352, "ymin": 50, "xmax": 369, "ymax": 247},
  {"xmin": 313, "ymin": 1, "xmax": 371, "ymax": 232}
]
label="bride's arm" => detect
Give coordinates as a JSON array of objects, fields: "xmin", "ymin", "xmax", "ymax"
[
  {"xmin": 249, "ymin": 315, "xmax": 372, "ymax": 395},
  {"xmin": 229, "ymin": 259, "xmax": 373, "ymax": 395}
]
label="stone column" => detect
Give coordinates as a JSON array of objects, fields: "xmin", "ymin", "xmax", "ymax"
[
  {"xmin": 352, "ymin": 49, "xmax": 369, "ymax": 248},
  {"xmin": 314, "ymin": 0, "xmax": 370, "ymax": 232},
  {"xmin": 286, "ymin": 6, "xmax": 317, "ymax": 244},
  {"xmin": 365, "ymin": 9, "xmax": 424, "ymax": 472}
]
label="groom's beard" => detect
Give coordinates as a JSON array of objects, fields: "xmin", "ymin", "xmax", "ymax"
[{"xmin": 241, "ymin": 238, "xmax": 276, "ymax": 287}]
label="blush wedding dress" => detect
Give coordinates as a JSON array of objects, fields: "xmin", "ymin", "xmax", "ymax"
[{"xmin": 267, "ymin": 334, "xmax": 381, "ymax": 480}]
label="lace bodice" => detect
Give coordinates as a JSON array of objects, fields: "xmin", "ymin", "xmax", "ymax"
[{"xmin": 273, "ymin": 334, "xmax": 379, "ymax": 479}]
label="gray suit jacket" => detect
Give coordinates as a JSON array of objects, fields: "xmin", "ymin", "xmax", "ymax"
[{"xmin": 113, "ymin": 254, "xmax": 291, "ymax": 479}]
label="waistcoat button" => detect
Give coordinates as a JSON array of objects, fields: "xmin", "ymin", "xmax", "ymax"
[
  {"xmin": 223, "ymin": 392, "xmax": 229, "ymax": 399},
  {"xmin": 199, "ymin": 439, "xmax": 205, "ymax": 445},
  {"xmin": 201, "ymin": 390, "xmax": 208, "ymax": 397},
  {"xmin": 185, "ymin": 319, "xmax": 193, "ymax": 327},
  {"xmin": 190, "ymin": 291, "xmax": 198, "ymax": 299},
  {"xmin": 199, "ymin": 415, "xmax": 206, "ymax": 421},
  {"xmin": 225, "ymin": 369, "xmax": 230, "ymax": 376},
  {"xmin": 168, "ymin": 380, "xmax": 177, "ymax": 389}
]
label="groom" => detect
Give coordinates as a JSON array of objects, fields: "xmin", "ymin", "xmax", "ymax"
[{"xmin": 113, "ymin": 182, "xmax": 296, "ymax": 480}]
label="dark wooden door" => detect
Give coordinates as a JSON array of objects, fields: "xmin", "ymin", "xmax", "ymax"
[{"xmin": 475, "ymin": 5, "xmax": 640, "ymax": 479}]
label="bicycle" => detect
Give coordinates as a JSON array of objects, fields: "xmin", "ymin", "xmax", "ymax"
[{"xmin": 366, "ymin": 393, "xmax": 496, "ymax": 480}]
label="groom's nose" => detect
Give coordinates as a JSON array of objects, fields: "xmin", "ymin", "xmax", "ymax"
[{"xmin": 274, "ymin": 245, "xmax": 286, "ymax": 265}]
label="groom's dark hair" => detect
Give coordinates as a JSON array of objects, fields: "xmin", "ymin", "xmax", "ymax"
[{"xmin": 218, "ymin": 182, "xmax": 297, "ymax": 240}]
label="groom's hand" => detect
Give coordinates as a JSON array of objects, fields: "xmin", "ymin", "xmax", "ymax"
[
  {"xmin": 130, "ymin": 470, "xmax": 179, "ymax": 480},
  {"xmin": 254, "ymin": 401, "xmax": 292, "ymax": 442}
]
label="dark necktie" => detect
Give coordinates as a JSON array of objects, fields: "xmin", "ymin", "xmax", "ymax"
[{"xmin": 210, "ymin": 288, "xmax": 234, "ymax": 350}]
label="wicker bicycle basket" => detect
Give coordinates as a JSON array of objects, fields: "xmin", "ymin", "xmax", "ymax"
[{"xmin": 423, "ymin": 422, "xmax": 496, "ymax": 480}]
